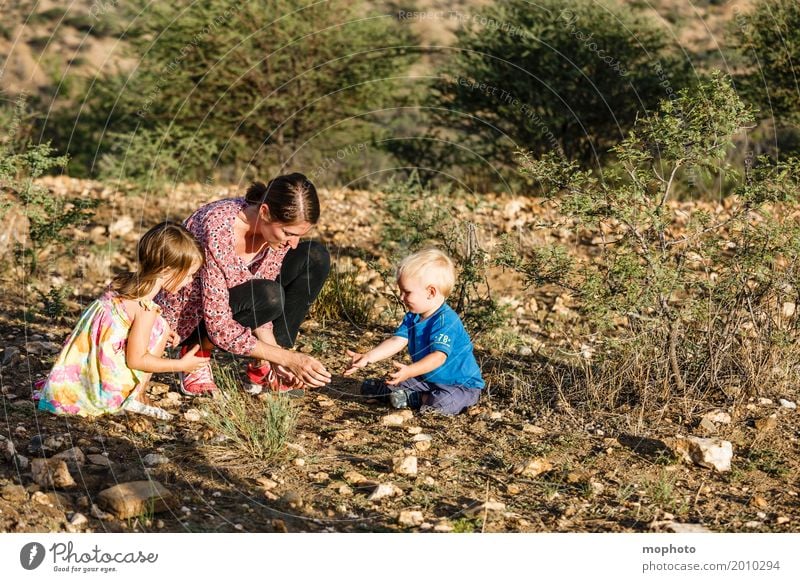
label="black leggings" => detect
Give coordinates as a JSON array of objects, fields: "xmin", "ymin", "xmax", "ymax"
[{"xmin": 190, "ymin": 241, "xmax": 330, "ymax": 349}]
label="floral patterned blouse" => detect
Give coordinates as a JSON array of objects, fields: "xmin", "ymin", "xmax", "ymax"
[{"xmin": 155, "ymin": 198, "xmax": 290, "ymax": 355}]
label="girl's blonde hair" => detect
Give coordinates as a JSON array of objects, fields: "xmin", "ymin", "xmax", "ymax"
[
  {"xmin": 396, "ymin": 248, "xmax": 456, "ymax": 297},
  {"xmin": 111, "ymin": 221, "xmax": 204, "ymax": 299}
]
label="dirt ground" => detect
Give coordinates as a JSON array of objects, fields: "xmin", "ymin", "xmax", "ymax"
[{"xmin": 1, "ymin": 178, "xmax": 798, "ymax": 533}]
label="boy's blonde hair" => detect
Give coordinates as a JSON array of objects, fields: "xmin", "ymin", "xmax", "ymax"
[{"xmin": 396, "ymin": 248, "xmax": 456, "ymax": 297}]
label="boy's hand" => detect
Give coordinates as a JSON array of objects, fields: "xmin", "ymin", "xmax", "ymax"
[
  {"xmin": 177, "ymin": 344, "xmax": 210, "ymax": 373},
  {"xmin": 386, "ymin": 361, "xmax": 412, "ymax": 386},
  {"xmin": 343, "ymin": 350, "xmax": 370, "ymax": 376}
]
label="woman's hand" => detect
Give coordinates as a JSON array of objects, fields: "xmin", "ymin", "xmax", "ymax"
[
  {"xmin": 274, "ymin": 364, "xmax": 304, "ymax": 389},
  {"xmin": 286, "ymin": 352, "xmax": 331, "ymax": 388},
  {"xmin": 177, "ymin": 344, "xmax": 210, "ymax": 373},
  {"xmin": 343, "ymin": 350, "xmax": 370, "ymax": 376}
]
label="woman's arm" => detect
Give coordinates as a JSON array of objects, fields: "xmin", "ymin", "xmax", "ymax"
[{"xmin": 126, "ymin": 308, "xmax": 209, "ymax": 373}]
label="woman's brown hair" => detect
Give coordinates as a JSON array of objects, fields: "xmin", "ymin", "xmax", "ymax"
[
  {"xmin": 245, "ymin": 172, "xmax": 320, "ymax": 225},
  {"xmin": 111, "ymin": 221, "xmax": 204, "ymax": 299}
]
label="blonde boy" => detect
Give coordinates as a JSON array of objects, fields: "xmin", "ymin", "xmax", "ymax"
[{"xmin": 344, "ymin": 248, "xmax": 484, "ymax": 415}]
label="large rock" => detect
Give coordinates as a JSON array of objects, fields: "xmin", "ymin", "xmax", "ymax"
[
  {"xmin": 53, "ymin": 447, "xmax": 86, "ymax": 474},
  {"xmin": 31, "ymin": 458, "xmax": 76, "ymax": 489},
  {"xmin": 673, "ymin": 436, "xmax": 732, "ymax": 472},
  {"xmin": 393, "ymin": 455, "xmax": 418, "ymax": 477},
  {"xmin": 97, "ymin": 481, "xmax": 175, "ymax": 519}
]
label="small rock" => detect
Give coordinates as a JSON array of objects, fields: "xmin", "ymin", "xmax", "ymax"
[
  {"xmin": 367, "ymin": 482, "xmax": 402, "ymax": 501},
  {"xmin": 522, "ymin": 424, "xmax": 546, "ymax": 434},
  {"xmin": 316, "ymin": 395, "xmax": 335, "ymax": 407},
  {"xmin": 87, "ymin": 454, "xmax": 112, "ymax": 467},
  {"xmin": 751, "ymin": 495, "xmax": 769, "ymax": 509},
  {"xmin": 279, "ymin": 491, "xmax": 303, "ymax": 509},
  {"xmin": 293, "ymin": 458, "xmax": 306, "ymax": 467},
  {"xmin": 663, "ymin": 522, "xmax": 712, "ymax": 533},
  {"xmin": 411, "ymin": 434, "xmax": 432, "ymax": 442},
  {"xmin": 382, "ymin": 410, "xmax": 414, "ymax": 426},
  {"xmin": 464, "ymin": 500, "xmax": 506, "ymax": 517},
  {"xmin": 698, "ymin": 417, "xmax": 718, "ymax": 434},
  {"xmin": 69, "ymin": 512, "xmax": 88, "ymax": 528},
  {"xmin": 406, "ymin": 426, "xmax": 423, "ymax": 435},
  {"xmin": 398, "ymin": 510, "xmax": 424, "ymax": 527},
  {"xmin": 514, "ymin": 457, "xmax": 553, "ymax": 478},
  {"xmin": 97, "ymin": 481, "xmax": 175, "ymax": 519},
  {"xmin": 53, "ymin": 447, "xmax": 86, "ymax": 473},
  {"xmin": 26, "ymin": 341, "xmax": 62, "ymax": 354},
  {"xmin": 337, "ymin": 484, "xmax": 353, "ymax": 496},
  {"xmin": 754, "ymin": 416, "xmax": 777, "ymax": 432},
  {"xmin": 143, "ymin": 453, "xmax": 169, "ymax": 467},
  {"xmin": 1, "ymin": 484, "xmax": 27, "ymax": 503},
  {"xmin": 414, "ymin": 440, "xmax": 431, "ymax": 452},
  {"xmin": 433, "ymin": 520, "xmax": 454, "ymax": 532},
  {"xmin": 517, "ymin": 346, "xmax": 533, "ymax": 356},
  {"xmin": 506, "ymin": 484, "xmax": 521, "ymax": 495},
  {"xmin": 703, "ymin": 410, "xmax": 732, "ymax": 424},
  {"xmin": 779, "ymin": 399, "xmax": 796, "ymax": 410},
  {"xmin": 744, "ymin": 521, "xmax": 762, "ymax": 529},
  {"xmin": 758, "ymin": 398, "xmax": 773, "ymax": 406},
  {"xmin": 272, "ymin": 519, "xmax": 288, "ymax": 533},
  {"xmin": 672, "ymin": 436, "xmax": 733, "ymax": 473},
  {"xmin": 393, "ymin": 455, "xmax": 418, "ymax": 476},
  {"xmin": 332, "ymin": 429, "xmax": 356, "ymax": 442},
  {"xmin": 90, "ymin": 504, "xmax": 113, "ymax": 521},
  {"xmin": 343, "ymin": 471, "xmax": 370, "ymax": 485},
  {"xmin": 14, "ymin": 455, "xmax": 29, "ymax": 471},
  {"xmin": 31, "ymin": 458, "xmax": 76, "ymax": 488},
  {"xmin": 782, "ymin": 302, "xmax": 795, "ymax": 318},
  {"xmin": 183, "ymin": 409, "xmax": 202, "ymax": 422},
  {"xmin": 1, "ymin": 346, "xmax": 21, "ymax": 366},
  {"xmin": 776, "ymin": 516, "xmax": 790, "ymax": 525},
  {"xmin": 490, "ymin": 411, "xmax": 503, "ymax": 420},
  {"xmin": 256, "ymin": 477, "xmax": 278, "ymax": 490}
]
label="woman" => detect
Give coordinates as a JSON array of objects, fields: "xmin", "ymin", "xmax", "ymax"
[{"xmin": 156, "ymin": 173, "xmax": 332, "ymax": 395}]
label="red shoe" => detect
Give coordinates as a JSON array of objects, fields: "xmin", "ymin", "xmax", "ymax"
[
  {"xmin": 179, "ymin": 347, "xmax": 217, "ymax": 396},
  {"xmin": 245, "ymin": 361, "xmax": 304, "ymax": 397}
]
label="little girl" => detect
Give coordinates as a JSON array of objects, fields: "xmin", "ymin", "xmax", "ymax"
[{"xmin": 36, "ymin": 221, "xmax": 210, "ymax": 420}]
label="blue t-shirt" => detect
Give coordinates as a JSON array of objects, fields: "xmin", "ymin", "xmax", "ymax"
[{"xmin": 394, "ymin": 303, "xmax": 484, "ymax": 389}]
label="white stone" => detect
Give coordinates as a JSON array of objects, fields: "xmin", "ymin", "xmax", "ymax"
[
  {"xmin": 367, "ymin": 482, "xmax": 402, "ymax": 501},
  {"xmin": 398, "ymin": 510, "xmax": 424, "ymax": 527},
  {"xmin": 673, "ymin": 436, "xmax": 733, "ymax": 473},
  {"xmin": 465, "ymin": 500, "xmax": 506, "ymax": 517},
  {"xmin": 779, "ymin": 399, "xmax": 796, "ymax": 410},
  {"xmin": 393, "ymin": 455, "xmax": 418, "ymax": 476},
  {"xmin": 664, "ymin": 522, "xmax": 712, "ymax": 533},
  {"xmin": 143, "ymin": 453, "xmax": 169, "ymax": 467},
  {"xmin": 522, "ymin": 424, "xmax": 546, "ymax": 434},
  {"xmin": 183, "ymin": 409, "xmax": 202, "ymax": 422},
  {"xmin": 406, "ymin": 426, "xmax": 423, "ymax": 435},
  {"xmin": 703, "ymin": 410, "xmax": 732, "ymax": 424},
  {"xmin": 411, "ymin": 434, "xmax": 432, "ymax": 442},
  {"xmin": 69, "ymin": 513, "xmax": 88, "ymax": 528},
  {"xmin": 382, "ymin": 410, "xmax": 413, "ymax": 426}
]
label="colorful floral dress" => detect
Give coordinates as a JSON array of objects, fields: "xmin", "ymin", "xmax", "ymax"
[{"xmin": 36, "ymin": 290, "xmax": 167, "ymax": 417}]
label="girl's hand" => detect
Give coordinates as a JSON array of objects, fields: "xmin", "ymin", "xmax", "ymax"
[
  {"xmin": 386, "ymin": 361, "xmax": 412, "ymax": 386},
  {"xmin": 343, "ymin": 350, "xmax": 370, "ymax": 376},
  {"xmin": 274, "ymin": 364, "xmax": 304, "ymax": 389},
  {"xmin": 166, "ymin": 328, "xmax": 181, "ymax": 348},
  {"xmin": 177, "ymin": 344, "xmax": 210, "ymax": 373}
]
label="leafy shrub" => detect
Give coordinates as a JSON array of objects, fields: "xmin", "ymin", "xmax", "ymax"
[
  {"xmin": 389, "ymin": 0, "xmax": 690, "ymax": 186},
  {"xmin": 310, "ymin": 264, "xmax": 374, "ymax": 328},
  {"xmin": 505, "ymin": 72, "xmax": 800, "ymax": 410}
]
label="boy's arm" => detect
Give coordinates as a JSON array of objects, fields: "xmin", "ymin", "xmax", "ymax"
[
  {"xmin": 344, "ymin": 336, "xmax": 408, "ymax": 376},
  {"xmin": 387, "ymin": 351, "xmax": 447, "ymax": 385}
]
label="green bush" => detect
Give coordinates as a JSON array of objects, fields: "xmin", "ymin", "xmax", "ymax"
[
  {"xmin": 81, "ymin": 0, "xmax": 417, "ymax": 186},
  {"xmin": 389, "ymin": 0, "xmax": 690, "ymax": 186},
  {"xmin": 505, "ymin": 72, "xmax": 800, "ymax": 409},
  {"xmin": 734, "ymin": 0, "xmax": 800, "ymax": 128}
]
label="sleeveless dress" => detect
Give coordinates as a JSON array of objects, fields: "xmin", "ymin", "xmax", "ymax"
[{"xmin": 36, "ymin": 290, "xmax": 167, "ymax": 417}]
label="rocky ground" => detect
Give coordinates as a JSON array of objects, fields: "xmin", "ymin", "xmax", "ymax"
[{"xmin": 0, "ymin": 178, "xmax": 798, "ymax": 533}]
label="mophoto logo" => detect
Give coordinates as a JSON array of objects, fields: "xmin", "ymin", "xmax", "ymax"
[{"xmin": 20, "ymin": 542, "xmax": 46, "ymax": 570}]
